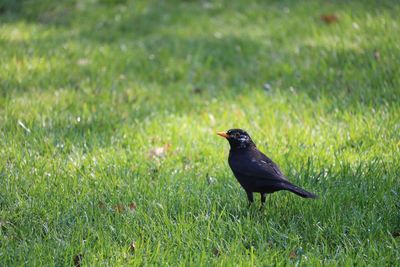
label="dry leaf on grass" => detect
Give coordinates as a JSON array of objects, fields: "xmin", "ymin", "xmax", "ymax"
[
  {"xmin": 113, "ymin": 204, "xmax": 126, "ymax": 213},
  {"xmin": 148, "ymin": 144, "xmax": 171, "ymax": 158},
  {"xmin": 112, "ymin": 202, "xmax": 137, "ymax": 214},
  {"xmin": 129, "ymin": 202, "xmax": 137, "ymax": 213},
  {"xmin": 320, "ymin": 14, "xmax": 338, "ymax": 24}
]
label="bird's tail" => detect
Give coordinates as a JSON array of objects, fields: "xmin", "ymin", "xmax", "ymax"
[{"xmin": 283, "ymin": 182, "xmax": 317, "ymax": 198}]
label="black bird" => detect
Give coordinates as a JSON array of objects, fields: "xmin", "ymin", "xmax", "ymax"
[{"xmin": 217, "ymin": 129, "xmax": 317, "ymax": 206}]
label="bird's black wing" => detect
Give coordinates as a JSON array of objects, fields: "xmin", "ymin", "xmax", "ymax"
[{"xmin": 229, "ymin": 148, "xmax": 288, "ymax": 182}]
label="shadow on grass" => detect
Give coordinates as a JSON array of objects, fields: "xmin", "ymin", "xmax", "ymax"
[
  {"xmin": 2, "ymin": 34, "xmax": 398, "ymax": 107},
  {"xmin": 1, "ymin": 0, "xmax": 399, "ymax": 105}
]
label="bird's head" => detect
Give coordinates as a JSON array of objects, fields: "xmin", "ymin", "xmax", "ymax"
[{"xmin": 217, "ymin": 129, "xmax": 255, "ymax": 149}]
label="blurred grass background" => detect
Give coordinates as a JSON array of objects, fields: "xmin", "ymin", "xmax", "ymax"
[{"xmin": 0, "ymin": 0, "xmax": 399, "ymax": 265}]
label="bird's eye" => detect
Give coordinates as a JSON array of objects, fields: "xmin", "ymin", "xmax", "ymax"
[{"xmin": 235, "ymin": 133, "xmax": 240, "ymax": 138}]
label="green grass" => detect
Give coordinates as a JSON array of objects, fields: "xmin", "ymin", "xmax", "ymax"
[{"xmin": 1, "ymin": 0, "xmax": 399, "ymax": 265}]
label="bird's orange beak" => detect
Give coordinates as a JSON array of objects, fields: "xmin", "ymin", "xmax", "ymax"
[{"xmin": 217, "ymin": 132, "xmax": 229, "ymax": 138}]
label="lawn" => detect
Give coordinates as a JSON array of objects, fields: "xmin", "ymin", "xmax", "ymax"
[{"xmin": 0, "ymin": 0, "xmax": 399, "ymax": 265}]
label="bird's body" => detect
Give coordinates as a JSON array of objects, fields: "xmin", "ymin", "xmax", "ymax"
[
  {"xmin": 218, "ymin": 129, "xmax": 316, "ymax": 205},
  {"xmin": 228, "ymin": 146, "xmax": 287, "ymax": 193}
]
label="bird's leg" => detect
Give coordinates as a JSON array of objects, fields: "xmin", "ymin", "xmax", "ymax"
[
  {"xmin": 246, "ymin": 191, "xmax": 254, "ymax": 206},
  {"xmin": 260, "ymin": 193, "xmax": 267, "ymax": 207}
]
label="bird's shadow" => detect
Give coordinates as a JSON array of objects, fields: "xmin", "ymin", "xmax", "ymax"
[
  {"xmin": 215, "ymin": 199, "xmax": 279, "ymax": 224},
  {"xmin": 212, "ymin": 191, "xmax": 320, "ymax": 227}
]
